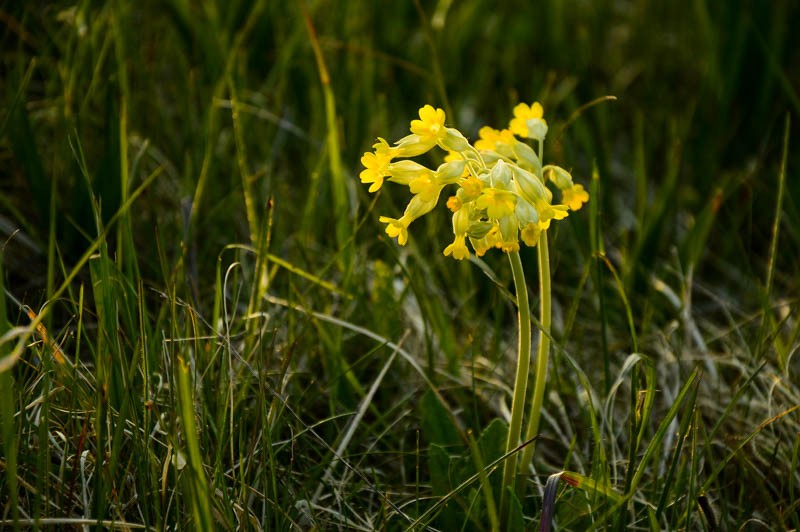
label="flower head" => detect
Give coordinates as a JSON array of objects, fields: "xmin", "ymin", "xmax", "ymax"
[
  {"xmin": 459, "ymin": 176, "xmax": 484, "ymax": 200},
  {"xmin": 521, "ymin": 222, "xmax": 541, "ymax": 247},
  {"xmin": 410, "ymin": 105, "xmax": 447, "ymax": 142},
  {"xmin": 408, "ymin": 175, "xmax": 442, "ymax": 202},
  {"xmin": 361, "ymin": 102, "xmax": 587, "ymax": 259},
  {"xmin": 443, "ymin": 235, "xmax": 470, "ymax": 260},
  {"xmin": 475, "ymin": 126, "xmax": 515, "ymax": 153},
  {"xmin": 536, "ymin": 200, "xmax": 569, "ymax": 229},
  {"xmin": 359, "ymin": 139, "xmax": 395, "ymax": 192},
  {"xmin": 510, "ymin": 102, "xmax": 548, "ymax": 141},
  {"xmin": 562, "ymin": 184, "xmax": 589, "ymax": 211},
  {"xmin": 446, "ymin": 196, "xmax": 462, "ymax": 212},
  {"xmin": 379, "ymin": 216, "xmax": 409, "ymax": 245},
  {"xmin": 476, "ymin": 188, "xmax": 516, "ymax": 219}
]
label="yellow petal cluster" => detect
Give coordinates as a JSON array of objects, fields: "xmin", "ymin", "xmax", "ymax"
[{"xmin": 360, "ymin": 103, "xmax": 588, "ymax": 259}]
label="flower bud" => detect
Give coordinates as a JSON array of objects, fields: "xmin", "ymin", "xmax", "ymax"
[
  {"xmin": 515, "ymin": 198, "xmax": 539, "ymax": 226},
  {"xmin": 490, "ymin": 159, "xmax": 512, "ymax": 188},
  {"xmin": 435, "ymin": 159, "xmax": 467, "ymax": 184},
  {"xmin": 511, "ymin": 166, "xmax": 547, "ymax": 204},
  {"xmin": 512, "ymin": 139, "xmax": 541, "ymax": 173},
  {"xmin": 440, "ymin": 127, "xmax": 470, "ymax": 152},
  {"xmin": 452, "ymin": 206, "xmax": 470, "ymax": 235},
  {"xmin": 525, "ymin": 118, "xmax": 548, "ymax": 141},
  {"xmin": 394, "ymin": 134, "xmax": 435, "ymax": 157},
  {"xmin": 388, "ymin": 160, "xmax": 434, "ymax": 185},
  {"xmin": 543, "ymin": 165, "xmax": 573, "ymax": 190}
]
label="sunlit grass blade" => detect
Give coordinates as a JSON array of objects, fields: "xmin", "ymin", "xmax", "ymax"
[
  {"xmin": 758, "ymin": 114, "xmax": 790, "ymax": 368},
  {"xmin": 176, "ymin": 355, "xmax": 216, "ymax": 530},
  {"xmin": 302, "ymin": 6, "xmax": 352, "ymax": 267}
]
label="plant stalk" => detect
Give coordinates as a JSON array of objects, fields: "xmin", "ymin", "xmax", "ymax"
[
  {"xmin": 498, "ymin": 250, "xmax": 532, "ymax": 524},
  {"xmin": 518, "ymin": 229, "xmax": 552, "ymax": 489}
]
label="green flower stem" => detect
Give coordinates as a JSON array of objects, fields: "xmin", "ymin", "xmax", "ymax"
[
  {"xmin": 518, "ymin": 227, "xmax": 551, "ymax": 488},
  {"xmin": 499, "ymin": 249, "xmax": 532, "ymax": 524}
]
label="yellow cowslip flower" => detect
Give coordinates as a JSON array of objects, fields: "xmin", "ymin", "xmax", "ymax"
[
  {"xmin": 474, "ymin": 126, "xmax": 499, "ymax": 151},
  {"xmin": 379, "ymin": 216, "xmax": 410, "ymax": 245},
  {"xmin": 360, "ymin": 149, "xmax": 393, "ymax": 192},
  {"xmin": 475, "ymin": 126, "xmax": 515, "ymax": 152},
  {"xmin": 470, "ymin": 234, "xmax": 492, "ymax": 257},
  {"xmin": 475, "ymin": 187, "xmax": 516, "ymax": 219},
  {"xmin": 443, "ymin": 209, "xmax": 471, "ymax": 260},
  {"xmin": 501, "ymin": 240, "xmax": 521, "ymax": 253},
  {"xmin": 444, "ymin": 235, "xmax": 470, "ymax": 260},
  {"xmin": 562, "ymin": 184, "xmax": 589, "ymax": 211},
  {"xmin": 410, "ymin": 105, "xmax": 447, "ymax": 142},
  {"xmin": 497, "ymin": 215, "xmax": 521, "ymax": 252},
  {"xmin": 379, "ymin": 192, "xmax": 440, "ymax": 246},
  {"xmin": 521, "ymin": 222, "xmax": 541, "ymax": 247},
  {"xmin": 362, "ymin": 102, "xmax": 587, "ymax": 260},
  {"xmin": 406, "ymin": 105, "xmax": 470, "ymax": 153},
  {"xmin": 409, "ymin": 175, "xmax": 442, "ymax": 202},
  {"xmin": 387, "ymin": 160, "xmax": 434, "ymax": 185},
  {"xmin": 446, "ymin": 196, "xmax": 462, "ymax": 212},
  {"xmin": 536, "ymin": 200, "xmax": 569, "ymax": 229},
  {"xmin": 483, "ymin": 225, "xmax": 503, "ymax": 249},
  {"xmin": 459, "ymin": 176, "xmax": 484, "ymax": 200},
  {"xmin": 510, "ymin": 102, "xmax": 548, "ymax": 141}
]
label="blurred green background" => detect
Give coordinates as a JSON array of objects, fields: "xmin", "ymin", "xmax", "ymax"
[{"xmin": 4, "ymin": 0, "xmax": 798, "ymax": 289}]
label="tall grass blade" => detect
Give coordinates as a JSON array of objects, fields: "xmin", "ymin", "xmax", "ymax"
[
  {"xmin": 758, "ymin": 114, "xmax": 790, "ymax": 368},
  {"xmin": 302, "ymin": 6, "xmax": 352, "ymax": 267},
  {"xmin": 0, "ymin": 252, "xmax": 20, "ymax": 531},
  {"xmin": 176, "ymin": 356, "xmax": 216, "ymax": 530}
]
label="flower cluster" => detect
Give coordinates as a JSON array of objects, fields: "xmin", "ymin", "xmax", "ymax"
[{"xmin": 360, "ymin": 103, "xmax": 588, "ymax": 260}]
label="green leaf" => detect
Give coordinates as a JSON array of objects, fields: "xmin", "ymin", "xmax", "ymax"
[
  {"xmin": 429, "ymin": 444, "xmax": 452, "ymax": 496},
  {"xmin": 421, "ymin": 389, "xmax": 461, "ymax": 448}
]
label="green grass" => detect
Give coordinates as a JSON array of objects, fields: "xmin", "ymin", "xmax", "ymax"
[{"xmin": 2, "ymin": 0, "xmax": 799, "ymax": 529}]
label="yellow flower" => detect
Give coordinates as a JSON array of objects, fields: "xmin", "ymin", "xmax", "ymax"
[
  {"xmin": 460, "ymin": 176, "xmax": 484, "ymax": 200},
  {"xmin": 360, "ymin": 149, "xmax": 393, "ymax": 192},
  {"xmin": 446, "ymin": 196, "xmax": 462, "ymax": 212},
  {"xmin": 470, "ymin": 235, "xmax": 491, "ymax": 257},
  {"xmin": 410, "ymin": 105, "xmax": 447, "ymax": 142},
  {"xmin": 536, "ymin": 200, "xmax": 569, "ymax": 229},
  {"xmin": 378, "ymin": 216, "xmax": 409, "ymax": 246},
  {"xmin": 443, "ymin": 235, "xmax": 470, "ymax": 260},
  {"xmin": 475, "ymin": 126, "xmax": 515, "ymax": 152},
  {"xmin": 484, "ymin": 225, "xmax": 503, "ymax": 249},
  {"xmin": 501, "ymin": 240, "xmax": 520, "ymax": 253},
  {"xmin": 521, "ymin": 222, "xmax": 541, "ymax": 247},
  {"xmin": 562, "ymin": 184, "xmax": 589, "ymax": 211},
  {"xmin": 510, "ymin": 102, "xmax": 548, "ymax": 140},
  {"xmin": 474, "ymin": 127, "xmax": 499, "ymax": 151},
  {"xmin": 476, "ymin": 187, "xmax": 516, "ymax": 219},
  {"xmin": 496, "ymin": 215, "xmax": 520, "ymax": 253},
  {"xmin": 387, "ymin": 160, "xmax": 434, "ymax": 185},
  {"xmin": 409, "ymin": 175, "xmax": 442, "ymax": 202}
]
